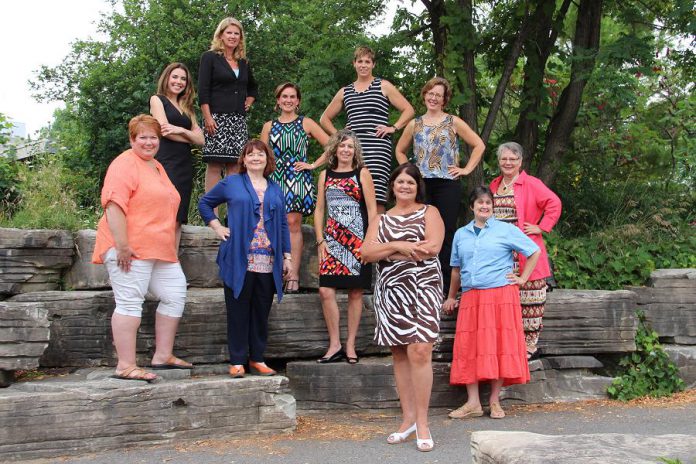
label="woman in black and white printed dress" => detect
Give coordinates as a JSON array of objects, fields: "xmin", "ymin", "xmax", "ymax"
[
  {"xmin": 362, "ymin": 163, "xmax": 444, "ymax": 453},
  {"xmin": 199, "ymin": 17, "xmax": 258, "ymax": 192},
  {"xmin": 320, "ymin": 46, "xmax": 414, "ymax": 213}
]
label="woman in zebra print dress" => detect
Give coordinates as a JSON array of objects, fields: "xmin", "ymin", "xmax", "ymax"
[
  {"xmin": 320, "ymin": 46, "xmax": 414, "ymax": 212},
  {"xmin": 261, "ymin": 83, "xmax": 330, "ymax": 293},
  {"xmin": 362, "ymin": 163, "xmax": 444, "ymax": 452}
]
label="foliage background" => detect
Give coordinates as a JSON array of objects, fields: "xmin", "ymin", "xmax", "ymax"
[{"xmin": 1, "ymin": 0, "xmax": 693, "ymax": 290}]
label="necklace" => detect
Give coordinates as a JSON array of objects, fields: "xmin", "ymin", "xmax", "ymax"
[{"xmin": 501, "ymin": 175, "xmax": 517, "ymax": 192}]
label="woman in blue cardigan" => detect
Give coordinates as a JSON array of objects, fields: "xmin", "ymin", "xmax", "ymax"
[{"xmin": 199, "ymin": 139, "xmax": 291, "ymax": 378}]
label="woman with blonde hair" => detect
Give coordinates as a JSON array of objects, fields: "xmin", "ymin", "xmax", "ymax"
[
  {"xmin": 199, "ymin": 17, "xmax": 258, "ymax": 192},
  {"xmin": 314, "ymin": 129, "xmax": 376, "ymax": 364},
  {"xmin": 150, "ymin": 62, "xmax": 204, "ymax": 248}
]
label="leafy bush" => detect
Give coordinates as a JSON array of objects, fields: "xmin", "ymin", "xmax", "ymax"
[
  {"xmin": 0, "ymin": 153, "xmax": 98, "ymax": 231},
  {"xmin": 0, "ymin": 155, "xmax": 22, "ymax": 219},
  {"xmin": 607, "ymin": 312, "xmax": 685, "ymax": 401},
  {"xmin": 546, "ymin": 188, "xmax": 696, "ymax": 290}
]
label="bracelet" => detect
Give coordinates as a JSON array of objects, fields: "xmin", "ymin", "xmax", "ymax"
[
  {"xmin": 315, "ymin": 239, "xmax": 325, "ymax": 247},
  {"xmin": 392, "ymin": 125, "xmax": 399, "ymax": 131},
  {"xmin": 283, "ymin": 255, "xmax": 292, "ymax": 261}
]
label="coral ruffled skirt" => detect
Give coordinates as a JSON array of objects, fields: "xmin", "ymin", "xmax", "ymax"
[{"xmin": 450, "ymin": 284, "xmax": 530, "ymax": 386}]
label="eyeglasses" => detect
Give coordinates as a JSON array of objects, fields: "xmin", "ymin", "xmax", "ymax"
[
  {"xmin": 500, "ymin": 157, "xmax": 521, "ymax": 163},
  {"xmin": 425, "ymin": 91, "xmax": 444, "ymax": 100}
]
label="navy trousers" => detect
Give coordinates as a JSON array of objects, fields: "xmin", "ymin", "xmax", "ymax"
[{"xmin": 223, "ymin": 271, "xmax": 275, "ymax": 365}]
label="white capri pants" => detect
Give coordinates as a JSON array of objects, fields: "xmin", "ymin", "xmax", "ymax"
[{"xmin": 104, "ymin": 248, "xmax": 187, "ymax": 318}]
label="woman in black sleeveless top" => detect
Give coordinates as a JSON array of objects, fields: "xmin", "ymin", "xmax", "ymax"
[{"xmin": 150, "ymin": 62, "xmax": 204, "ymax": 249}]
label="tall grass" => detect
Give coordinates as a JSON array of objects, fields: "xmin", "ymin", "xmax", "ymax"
[{"xmin": 0, "ymin": 153, "xmax": 98, "ymax": 231}]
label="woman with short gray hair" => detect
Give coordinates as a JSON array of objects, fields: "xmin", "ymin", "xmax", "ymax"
[{"xmin": 489, "ymin": 142, "xmax": 562, "ymax": 360}]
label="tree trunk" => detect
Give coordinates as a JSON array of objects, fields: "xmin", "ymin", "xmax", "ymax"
[
  {"xmin": 512, "ymin": 0, "xmax": 572, "ymax": 172},
  {"xmin": 456, "ymin": 0, "xmax": 482, "ymax": 213},
  {"xmin": 422, "ymin": 0, "xmax": 446, "ymax": 76},
  {"xmin": 536, "ymin": 0, "xmax": 603, "ymax": 185},
  {"xmin": 480, "ymin": 4, "xmax": 532, "ymax": 144}
]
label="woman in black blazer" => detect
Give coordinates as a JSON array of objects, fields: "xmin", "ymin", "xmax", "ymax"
[{"xmin": 199, "ymin": 17, "xmax": 258, "ymax": 192}]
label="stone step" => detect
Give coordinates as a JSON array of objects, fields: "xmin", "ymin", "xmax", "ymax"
[
  {"xmin": 9, "ymin": 290, "xmax": 387, "ymax": 367},
  {"xmin": 0, "ymin": 368, "xmax": 296, "ymax": 461},
  {"xmin": 0, "ymin": 301, "xmax": 50, "ymax": 373},
  {"xmin": 286, "ymin": 356, "xmax": 612, "ymax": 411},
  {"xmin": 470, "ymin": 431, "xmax": 696, "ymax": 463},
  {"xmin": 8, "ymin": 287, "xmax": 643, "ymax": 369}
]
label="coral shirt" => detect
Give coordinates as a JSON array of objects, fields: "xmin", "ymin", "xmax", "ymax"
[
  {"xmin": 92, "ymin": 149, "xmax": 180, "ymax": 264},
  {"xmin": 489, "ymin": 171, "xmax": 562, "ymax": 280}
]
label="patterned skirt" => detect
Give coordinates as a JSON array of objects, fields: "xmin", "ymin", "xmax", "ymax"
[{"xmin": 202, "ymin": 112, "xmax": 247, "ymax": 164}]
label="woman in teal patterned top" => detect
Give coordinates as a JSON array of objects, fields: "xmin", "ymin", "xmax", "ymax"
[
  {"xmin": 396, "ymin": 77, "xmax": 485, "ymax": 294},
  {"xmin": 261, "ymin": 82, "xmax": 330, "ymax": 293}
]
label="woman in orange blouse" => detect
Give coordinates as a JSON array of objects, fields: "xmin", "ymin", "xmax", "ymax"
[{"xmin": 92, "ymin": 114, "xmax": 192, "ymax": 382}]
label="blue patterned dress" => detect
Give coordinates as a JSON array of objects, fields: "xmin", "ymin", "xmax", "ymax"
[{"xmin": 268, "ymin": 117, "xmax": 316, "ymax": 216}]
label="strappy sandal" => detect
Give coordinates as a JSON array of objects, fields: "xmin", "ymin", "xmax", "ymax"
[
  {"xmin": 490, "ymin": 402, "xmax": 506, "ymax": 419},
  {"xmin": 112, "ymin": 366, "xmax": 158, "ymax": 383}
]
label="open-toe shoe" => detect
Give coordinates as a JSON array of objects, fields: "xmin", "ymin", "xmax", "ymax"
[{"xmin": 386, "ymin": 423, "xmax": 416, "ymax": 444}]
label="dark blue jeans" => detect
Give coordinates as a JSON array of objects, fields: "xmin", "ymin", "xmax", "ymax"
[
  {"xmin": 223, "ymin": 271, "xmax": 275, "ymax": 365},
  {"xmin": 424, "ymin": 177, "xmax": 462, "ymax": 296}
]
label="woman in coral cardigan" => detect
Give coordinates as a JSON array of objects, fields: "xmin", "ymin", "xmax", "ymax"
[{"xmin": 489, "ymin": 142, "xmax": 562, "ymax": 359}]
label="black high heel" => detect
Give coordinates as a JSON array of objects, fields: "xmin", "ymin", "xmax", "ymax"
[{"xmin": 317, "ymin": 349, "xmax": 346, "ymax": 363}]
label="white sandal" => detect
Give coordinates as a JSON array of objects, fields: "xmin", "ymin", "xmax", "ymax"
[
  {"xmin": 416, "ymin": 428, "xmax": 434, "ymax": 452},
  {"xmin": 386, "ymin": 423, "xmax": 416, "ymax": 444}
]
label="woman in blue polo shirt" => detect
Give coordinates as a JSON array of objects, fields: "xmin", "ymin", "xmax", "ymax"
[{"xmin": 443, "ymin": 186, "xmax": 540, "ymax": 420}]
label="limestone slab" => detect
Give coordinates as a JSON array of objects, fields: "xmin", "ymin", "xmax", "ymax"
[
  {"xmin": 0, "ymin": 301, "xmax": 50, "ymax": 371},
  {"xmin": 664, "ymin": 344, "xmax": 696, "ymax": 388},
  {"xmin": 648, "ymin": 268, "xmax": 696, "ymax": 287},
  {"xmin": 178, "ymin": 225, "xmax": 222, "ymax": 287},
  {"xmin": 63, "ymin": 229, "xmax": 110, "ymax": 290},
  {"xmin": 631, "ymin": 285, "xmax": 696, "ymax": 344},
  {"xmin": 0, "ymin": 371, "xmax": 295, "ymax": 461},
  {"xmin": 10, "ymin": 290, "xmax": 386, "ymax": 367},
  {"xmin": 537, "ymin": 290, "xmax": 637, "ymax": 355},
  {"xmin": 470, "ymin": 431, "xmax": 696, "ymax": 463},
  {"xmin": 437, "ymin": 290, "xmax": 638, "ymax": 357},
  {"xmin": 0, "ymin": 228, "xmax": 74, "ymax": 296},
  {"xmin": 287, "ymin": 358, "xmax": 611, "ymax": 410}
]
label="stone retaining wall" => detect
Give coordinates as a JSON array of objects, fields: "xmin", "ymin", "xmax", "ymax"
[{"xmin": 0, "ymin": 373, "xmax": 295, "ymax": 461}]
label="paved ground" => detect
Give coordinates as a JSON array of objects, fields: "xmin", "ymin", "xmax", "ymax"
[{"xmin": 20, "ymin": 392, "xmax": 696, "ymax": 464}]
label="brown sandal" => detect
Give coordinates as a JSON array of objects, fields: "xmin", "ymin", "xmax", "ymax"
[
  {"xmin": 112, "ymin": 366, "xmax": 158, "ymax": 383},
  {"xmin": 151, "ymin": 356, "xmax": 193, "ymax": 370}
]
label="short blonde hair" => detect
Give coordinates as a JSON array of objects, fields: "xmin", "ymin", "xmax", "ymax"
[
  {"xmin": 128, "ymin": 114, "xmax": 161, "ymax": 140},
  {"xmin": 353, "ymin": 46, "xmax": 375, "ymax": 62},
  {"xmin": 210, "ymin": 17, "xmax": 247, "ymax": 60}
]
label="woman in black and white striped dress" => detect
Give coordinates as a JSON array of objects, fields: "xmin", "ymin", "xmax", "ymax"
[
  {"xmin": 320, "ymin": 46, "xmax": 414, "ymax": 212},
  {"xmin": 361, "ymin": 163, "xmax": 444, "ymax": 452}
]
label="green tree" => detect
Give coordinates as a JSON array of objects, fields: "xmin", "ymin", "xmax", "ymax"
[{"xmin": 32, "ymin": 0, "xmax": 389, "ymax": 209}]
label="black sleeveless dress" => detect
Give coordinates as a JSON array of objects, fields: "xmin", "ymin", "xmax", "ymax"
[{"xmin": 154, "ymin": 95, "xmax": 194, "ymax": 224}]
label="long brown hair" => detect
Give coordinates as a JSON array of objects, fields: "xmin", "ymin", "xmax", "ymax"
[{"xmin": 156, "ymin": 62, "xmax": 197, "ymax": 123}]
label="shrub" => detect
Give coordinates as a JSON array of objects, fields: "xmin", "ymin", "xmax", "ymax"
[
  {"xmin": 0, "ymin": 153, "xmax": 98, "ymax": 231},
  {"xmin": 607, "ymin": 312, "xmax": 685, "ymax": 401}
]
